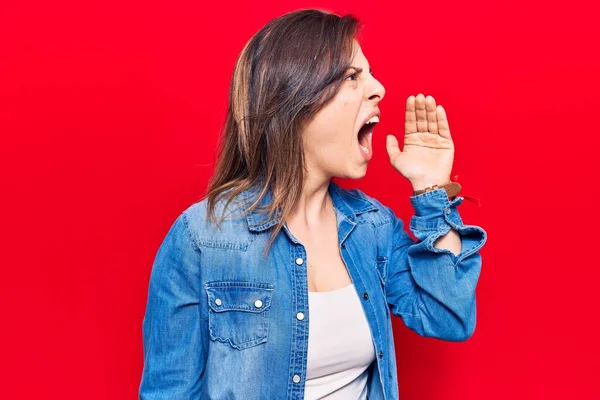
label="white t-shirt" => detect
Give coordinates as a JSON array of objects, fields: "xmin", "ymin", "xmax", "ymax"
[{"xmin": 305, "ymin": 284, "xmax": 376, "ymax": 399}]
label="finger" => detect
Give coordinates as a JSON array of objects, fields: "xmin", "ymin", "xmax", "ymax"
[
  {"xmin": 437, "ymin": 105, "xmax": 452, "ymax": 140},
  {"xmin": 415, "ymin": 93, "xmax": 427, "ymax": 132},
  {"xmin": 386, "ymin": 134, "xmax": 401, "ymax": 163},
  {"xmin": 404, "ymin": 95, "xmax": 417, "ymax": 134},
  {"xmin": 426, "ymin": 95, "xmax": 438, "ymax": 134}
]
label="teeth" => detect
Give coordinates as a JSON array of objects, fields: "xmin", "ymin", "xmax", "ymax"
[{"xmin": 365, "ymin": 115, "xmax": 380, "ymax": 124}]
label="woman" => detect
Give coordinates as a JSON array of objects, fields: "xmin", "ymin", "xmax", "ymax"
[{"xmin": 139, "ymin": 8, "xmax": 487, "ymax": 400}]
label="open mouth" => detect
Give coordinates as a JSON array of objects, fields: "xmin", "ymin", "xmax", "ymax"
[{"xmin": 357, "ymin": 115, "xmax": 379, "ymax": 157}]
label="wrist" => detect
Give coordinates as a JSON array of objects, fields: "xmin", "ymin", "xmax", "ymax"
[
  {"xmin": 410, "ymin": 178, "xmax": 450, "ymax": 192},
  {"xmin": 412, "ymin": 181, "xmax": 462, "ymax": 200}
]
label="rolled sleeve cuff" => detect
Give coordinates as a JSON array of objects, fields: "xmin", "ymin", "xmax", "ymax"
[
  {"xmin": 409, "ymin": 188, "xmax": 464, "ymax": 233},
  {"xmin": 408, "ymin": 188, "xmax": 487, "ymax": 261}
]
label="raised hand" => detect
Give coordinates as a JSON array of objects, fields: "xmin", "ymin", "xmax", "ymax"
[{"xmin": 386, "ymin": 93, "xmax": 455, "ymax": 190}]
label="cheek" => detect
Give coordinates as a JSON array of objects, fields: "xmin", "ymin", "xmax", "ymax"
[
  {"xmin": 314, "ymin": 111, "xmax": 345, "ymax": 143},
  {"xmin": 305, "ymin": 95, "xmax": 360, "ymax": 154},
  {"xmin": 330, "ymin": 100, "xmax": 359, "ymax": 136}
]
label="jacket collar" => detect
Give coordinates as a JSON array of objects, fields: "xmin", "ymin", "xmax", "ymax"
[{"xmin": 241, "ymin": 180, "xmax": 378, "ymax": 232}]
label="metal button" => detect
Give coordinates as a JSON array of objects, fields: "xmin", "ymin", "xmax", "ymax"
[
  {"xmin": 292, "ymin": 374, "xmax": 301, "ymax": 383},
  {"xmin": 378, "ymin": 351, "xmax": 384, "ymax": 359},
  {"xmin": 363, "ymin": 292, "xmax": 369, "ymax": 300},
  {"xmin": 444, "ymin": 208, "xmax": 451, "ymax": 215},
  {"xmin": 215, "ymin": 298, "xmax": 222, "ymax": 306},
  {"xmin": 254, "ymin": 299, "xmax": 263, "ymax": 308},
  {"xmin": 295, "ymin": 257, "xmax": 304, "ymax": 265},
  {"xmin": 296, "ymin": 312, "xmax": 305, "ymax": 321}
]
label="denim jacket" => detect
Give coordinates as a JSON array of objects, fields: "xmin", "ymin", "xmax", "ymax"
[{"xmin": 139, "ymin": 180, "xmax": 487, "ymax": 399}]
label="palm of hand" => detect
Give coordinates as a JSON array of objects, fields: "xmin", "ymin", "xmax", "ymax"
[{"xmin": 386, "ymin": 94, "xmax": 455, "ymax": 188}]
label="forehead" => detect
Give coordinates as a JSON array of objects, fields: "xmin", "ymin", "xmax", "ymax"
[{"xmin": 350, "ymin": 40, "xmax": 368, "ymax": 66}]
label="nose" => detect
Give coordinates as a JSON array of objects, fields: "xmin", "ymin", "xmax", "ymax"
[{"xmin": 367, "ymin": 76, "xmax": 386, "ymax": 103}]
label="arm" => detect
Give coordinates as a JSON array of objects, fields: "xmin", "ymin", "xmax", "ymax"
[
  {"xmin": 383, "ymin": 188, "xmax": 487, "ymax": 341},
  {"xmin": 139, "ymin": 213, "xmax": 205, "ymax": 399}
]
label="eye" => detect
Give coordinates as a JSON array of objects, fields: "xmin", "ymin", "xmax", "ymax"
[{"xmin": 345, "ymin": 73, "xmax": 358, "ymax": 81}]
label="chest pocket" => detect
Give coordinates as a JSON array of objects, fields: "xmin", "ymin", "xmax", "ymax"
[{"xmin": 204, "ymin": 281, "xmax": 274, "ymax": 350}]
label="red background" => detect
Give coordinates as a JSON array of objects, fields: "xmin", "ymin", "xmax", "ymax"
[{"xmin": 1, "ymin": 0, "xmax": 599, "ymax": 398}]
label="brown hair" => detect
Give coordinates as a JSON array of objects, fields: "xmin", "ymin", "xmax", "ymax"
[{"xmin": 205, "ymin": 8, "xmax": 362, "ymax": 254}]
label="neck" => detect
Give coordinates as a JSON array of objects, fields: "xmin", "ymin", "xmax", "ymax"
[{"xmin": 288, "ymin": 172, "xmax": 332, "ymax": 228}]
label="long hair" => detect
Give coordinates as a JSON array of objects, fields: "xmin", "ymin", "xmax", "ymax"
[{"xmin": 205, "ymin": 8, "xmax": 361, "ymax": 254}]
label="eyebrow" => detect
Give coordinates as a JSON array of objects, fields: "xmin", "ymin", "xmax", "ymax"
[{"xmin": 349, "ymin": 66, "xmax": 373, "ymax": 75}]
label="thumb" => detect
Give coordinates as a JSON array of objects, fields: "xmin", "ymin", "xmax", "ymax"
[{"xmin": 386, "ymin": 134, "xmax": 401, "ymax": 162}]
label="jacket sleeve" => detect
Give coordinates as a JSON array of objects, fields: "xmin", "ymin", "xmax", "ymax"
[
  {"xmin": 139, "ymin": 212, "xmax": 205, "ymax": 399},
  {"xmin": 382, "ymin": 188, "xmax": 488, "ymax": 341}
]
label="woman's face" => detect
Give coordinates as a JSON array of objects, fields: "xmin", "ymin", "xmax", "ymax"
[{"xmin": 302, "ymin": 40, "xmax": 386, "ymax": 181}]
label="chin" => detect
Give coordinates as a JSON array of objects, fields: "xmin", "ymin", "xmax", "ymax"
[{"xmin": 343, "ymin": 164, "xmax": 368, "ymax": 180}]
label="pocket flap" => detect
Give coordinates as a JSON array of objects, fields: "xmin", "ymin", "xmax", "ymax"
[{"xmin": 205, "ymin": 282, "xmax": 274, "ymax": 313}]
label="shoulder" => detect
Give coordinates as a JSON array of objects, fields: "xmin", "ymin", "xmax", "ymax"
[
  {"xmin": 176, "ymin": 192, "xmax": 256, "ymax": 251},
  {"xmin": 182, "ymin": 189, "xmax": 247, "ymax": 226}
]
